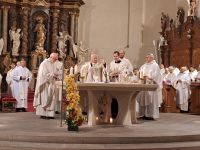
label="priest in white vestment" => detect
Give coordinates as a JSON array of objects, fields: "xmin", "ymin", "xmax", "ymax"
[
  {"xmin": 164, "ymin": 66, "xmax": 177, "ymax": 85},
  {"xmin": 137, "ymin": 53, "xmax": 162, "ymax": 119},
  {"xmin": 189, "ymin": 66, "xmax": 198, "ymax": 82},
  {"xmin": 119, "ymin": 49, "xmax": 133, "ymax": 75},
  {"xmin": 6, "ymin": 63, "xmax": 16, "ymax": 96},
  {"xmin": 33, "ymin": 53, "xmax": 59, "ymax": 119},
  {"xmin": 80, "ymin": 53, "xmax": 107, "ymax": 82},
  {"xmin": 54, "ymin": 59, "xmax": 64, "ymax": 113},
  {"xmin": 110, "ymin": 51, "xmax": 125, "ymax": 82},
  {"xmin": 159, "ymin": 64, "xmax": 165, "ymax": 75},
  {"xmin": 196, "ymin": 65, "xmax": 200, "ymax": 81},
  {"xmin": 162, "ymin": 68, "xmax": 170, "ymax": 82},
  {"xmin": 174, "ymin": 66, "xmax": 191, "ymax": 111},
  {"xmin": 13, "ymin": 59, "xmax": 32, "ymax": 112}
]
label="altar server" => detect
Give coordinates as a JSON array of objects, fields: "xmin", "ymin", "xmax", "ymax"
[
  {"xmin": 119, "ymin": 49, "xmax": 133, "ymax": 75},
  {"xmin": 6, "ymin": 63, "xmax": 16, "ymax": 96},
  {"xmin": 13, "ymin": 59, "xmax": 32, "ymax": 112},
  {"xmin": 110, "ymin": 51, "xmax": 124, "ymax": 82}
]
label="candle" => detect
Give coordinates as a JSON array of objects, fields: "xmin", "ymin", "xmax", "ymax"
[
  {"xmin": 96, "ymin": 117, "xmax": 99, "ymax": 120},
  {"xmin": 70, "ymin": 67, "xmax": 74, "ymax": 75},
  {"xmin": 74, "ymin": 65, "xmax": 78, "ymax": 74},
  {"xmin": 110, "ymin": 117, "xmax": 113, "ymax": 123}
]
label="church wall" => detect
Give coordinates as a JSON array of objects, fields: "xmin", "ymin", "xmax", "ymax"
[{"xmin": 79, "ymin": 0, "xmax": 183, "ymax": 67}]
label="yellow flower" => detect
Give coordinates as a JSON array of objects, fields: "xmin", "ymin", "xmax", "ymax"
[{"xmin": 65, "ymin": 75, "xmax": 84, "ymax": 127}]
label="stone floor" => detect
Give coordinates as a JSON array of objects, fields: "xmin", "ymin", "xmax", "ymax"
[{"xmin": 0, "ymin": 112, "xmax": 200, "ymax": 149}]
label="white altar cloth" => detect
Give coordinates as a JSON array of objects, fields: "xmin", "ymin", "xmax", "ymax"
[{"xmin": 78, "ymin": 82, "xmax": 157, "ymax": 126}]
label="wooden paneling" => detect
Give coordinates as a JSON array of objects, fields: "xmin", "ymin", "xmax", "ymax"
[
  {"xmin": 190, "ymin": 83, "xmax": 200, "ymax": 114},
  {"xmin": 160, "ymin": 16, "xmax": 200, "ymax": 68}
]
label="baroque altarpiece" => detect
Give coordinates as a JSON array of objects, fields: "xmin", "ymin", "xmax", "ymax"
[
  {"xmin": 0, "ymin": 0, "xmax": 84, "ymax": 74},
  {"xmin": 159, "ymin": 4, "xmax": 200, "ymax": 68}
]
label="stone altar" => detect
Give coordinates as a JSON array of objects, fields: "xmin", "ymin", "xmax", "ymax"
[{"xmin": 78, "ymin": 82, "xmax": 158, "ymax": 126}]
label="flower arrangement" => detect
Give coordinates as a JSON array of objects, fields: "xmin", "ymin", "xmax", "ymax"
[{"xmin": 64, "ymin": 75, "xmax": 84, "ymax": 131}]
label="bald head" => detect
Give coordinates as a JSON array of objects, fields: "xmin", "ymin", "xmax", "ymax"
[
  {"xmin": 90, "ymin": 53, "xmax": 98, "ymax": 63},
  {"xmin": 49, "ymin": 53, "xmax": 58, "ymax": 63},
  {"xmin": 119, "ymin": 49, "xmax": 125, "ymax": 59},
  {"xmin": 180, "ymin": 66, "xmax": 187, "ymax": 73},
  {"xmin": 145, "ymin": 53, "xmax": 154, "ymax": 63}
]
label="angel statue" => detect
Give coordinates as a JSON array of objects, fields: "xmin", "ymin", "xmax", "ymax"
[
  {"xmin": 0, "ymin": 38, "xmax": 4, "ymax": 55},
  {"xmin": 56, "ymin": 31, "xmax": 73, "ymax": 58},
  {"xmin": 77, "ymin": 41, "xmax": 89, "ymax": 66}
]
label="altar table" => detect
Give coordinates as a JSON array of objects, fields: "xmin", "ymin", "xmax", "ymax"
[{"xmin": 78, "ymin": 82, "xmax": 158, "ymax": 126}]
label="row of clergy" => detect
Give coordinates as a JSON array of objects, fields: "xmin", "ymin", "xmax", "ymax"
[{"xmin": 159, "ymin": 65, "xmax": 200, "ymax": 111}]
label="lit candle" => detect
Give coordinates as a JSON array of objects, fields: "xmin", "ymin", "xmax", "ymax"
[
  {"xmin": 96, "ymin": 117, "xmax": 99, "ymax": 120},
  {"xmin": 110, "ymin": 118, "xmax": 113, "ymax": 123},
  {"xmin": 74, "ymin": 65, "xmax": 78, "ymax": 74}
]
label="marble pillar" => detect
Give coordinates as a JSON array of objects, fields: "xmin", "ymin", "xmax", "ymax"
[
  {"xmin": 0, "ymin": 8, "xmax": 2, "ymax": 38},
  {"xmin": 50, "ymin": 9, "xmax": 59, "ymax": 52},
  {"xmin": 70, "ymin": 12, "xmax": 75, "ymax": 41},
  {"xmin": 74, "ymin": 13, "xmax": 79, "ymax": 44},
  {"xmin": 21, "ymin": 7, "xmax": 30, "ymax": 56},
  {"xmin": 2, "ymin": 6, "xmax": 9, "ymax": 54}
]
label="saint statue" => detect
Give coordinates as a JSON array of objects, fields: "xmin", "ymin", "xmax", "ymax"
[
  {"xmin": 0, "ymin": 38, "xmax": 4, "ymax": 55},
  {"xmin": 187, "ymin": 0, "xmax": 197, "ymax": 16},
  {"xmin": 9, "ymin": 28, "xmax": 21, "ymax": 56},
  {"xmin": 34, "ymin": 16, "xmax": 46, "ymax": 49},
  {"xmin": 57, "ymin": 32, "xmax": 66, "ymax": 53},
  {"xmin": 161, "ymin": 12, "xmax": 169, "ymax": 35}
]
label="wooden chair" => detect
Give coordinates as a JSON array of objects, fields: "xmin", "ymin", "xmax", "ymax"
[
  {"xmin": 161, "ymin": 84, "xmax": 180, "ymax": 113},
  {"xmin": 1, "ymin": 96, "xmax": 16, "ymax": 112},
  {"xmin": 190, "ymin": 83, "xmax": 200, "ymax": 113}
]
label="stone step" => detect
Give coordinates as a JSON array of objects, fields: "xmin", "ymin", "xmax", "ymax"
[
  {"xmin": 0, "ymin": 141, "xmax": 200, "ymax": 150},
  {"xmin": 1, "ymin": 132, "xmax": 200, "ymax": 144}
]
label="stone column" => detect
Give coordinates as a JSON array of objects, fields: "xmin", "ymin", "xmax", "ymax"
[
  {"xmin": 74, "ymin": 13, "xmax": 79, "ymax": 44},
  {"xmin": 21, "ymin": 7, "xmax": 30, "ymax": 56},
  {"xmin": 0, "ymin": 8, "xmax": 2, "ymax": 38},
  {"xmin": 2, "ymin": 6, "xmax": 9, "ymax": 54},
  {"xmin": 69, "ymin": 12, "xmax": 75, "ymax": 41},
  {"xmin": 50, "ymin": 9, "xmax": 59, "ymax": 52}
]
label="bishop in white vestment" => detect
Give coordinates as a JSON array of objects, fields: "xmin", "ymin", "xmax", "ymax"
[
  {"xmin": 33, "ymin": 53, "xmax": 59, "ymax": 119},
  {"xmin": 13, "ymin": 59, "xmax": 32, "ymax": 111}
]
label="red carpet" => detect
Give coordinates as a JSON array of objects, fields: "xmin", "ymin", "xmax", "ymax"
[{"xmin": 27, "ymin": 92, "xmax": 35, "ymax": 112}]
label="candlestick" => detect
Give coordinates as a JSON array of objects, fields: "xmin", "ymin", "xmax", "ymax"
[{"xmin": 70, "ymin": 67, "xmax": 74, "ymax": 75}]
